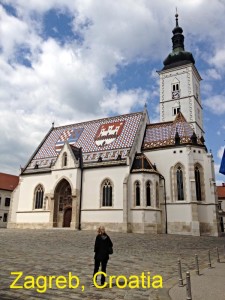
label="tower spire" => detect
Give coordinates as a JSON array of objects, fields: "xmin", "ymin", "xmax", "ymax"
[
  {"xmin": 162, "ymin": 12, "xmax": 195, "ymax": 70},
  {"xmin": 175, "ymin": 8, "xmax": 179, "ymax": 27},
  {"xmin": 172, "ymin": 10, "xmax": 184, "ymax": 51}
]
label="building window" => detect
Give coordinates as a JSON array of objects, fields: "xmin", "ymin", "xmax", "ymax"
[
  {"xmin": 63, "ymin": 152, "xmax": 67, "ymax": 167},
  {"xmin": 176, "ymin": 166, "xmax": 184, "ymax": 200},
  {"xmin": 173, "ymin": 83, "xmax": 179, "ymax": 91},
  {"xmin": 34, "ymin": 185, "xmax": 44, "ymax": 209},
  {"xmin": 5, "ymin": 197, "xmax": 10, "ymax": 207},
  {"xmin": 146, "ymin": 181, "xmax": 151, "ymax": 206},
  {"xmin": 3, "ymin": 213, "xmax": 8, "ymax": 222},
  {"xmin": 156, "ymin": 182, "xmax": 159, "ymax": 207},
  {"xmin": 172, "ymin": 83, "xmax": 180, "ymax": 99},
  {"xmin": 102, "ymin": 179, "xmax": 112, "ymax": 207},
  {"xmin": 172, "ymin": 107, "xmax": 180, "ymax": 116},
  {"xmin": 135, "ymin": 181, "xmax": 140, "ymax": 206},
  {"xmin": 195, "ymin": 166, "xmax": 202, "ymax": 201}
]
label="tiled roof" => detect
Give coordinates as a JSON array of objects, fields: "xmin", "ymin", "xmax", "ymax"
[
  {"xmin": 217, "ymin": 185, "xmax": 225, "ymax": 199},
  {"xmin": 26, "ymin": 112, "xmax": 143, "ymax": 170},
  {"xmin": 143, "ymin": 112, "xmax": 204, "ymax": 149},
  {"xmin": 0, "ymin": 173, "xmax": 19, "ymax": 191}
]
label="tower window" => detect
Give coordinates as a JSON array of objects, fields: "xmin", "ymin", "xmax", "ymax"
[
  {"xmin": 172, "ymin": 83, "xmax": 180, "ymax": 99},
  {"xmin": 173, "ymin": 83, "xmax": 179, "ymax": 91},
  {"xmin": 173, "ymin": 107, "xmax": 180, "ymax": 116}
]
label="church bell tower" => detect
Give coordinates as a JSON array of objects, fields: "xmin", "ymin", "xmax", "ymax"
[{"xmin": 158, "ymin": 13, "xmax": 204, "ymax": 137}]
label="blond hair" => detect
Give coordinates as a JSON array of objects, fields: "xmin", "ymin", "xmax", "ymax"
[{"xmin": 97, "ymin": 226, "xmax": 106, "ymax": 234}]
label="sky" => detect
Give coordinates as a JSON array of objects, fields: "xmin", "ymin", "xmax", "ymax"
[{"xmin": 0, "ymin": 0, "xmax": 225, "ymax": 184}]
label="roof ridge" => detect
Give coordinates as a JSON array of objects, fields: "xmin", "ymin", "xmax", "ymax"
[
  {"xmin": 147, "ymin": 121, "xmax": 173, "ymax": 127},
  {"xmin": 53, "ymin": 111, "xmax": 143, "ymax": 130}
]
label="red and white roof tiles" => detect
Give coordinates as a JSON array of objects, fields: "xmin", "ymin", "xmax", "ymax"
[{"xmin": 27, "ymin": 112, "xmax": 143, "ymax": 169}]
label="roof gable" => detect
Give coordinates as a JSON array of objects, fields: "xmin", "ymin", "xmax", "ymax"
[
  {"xmin": 131, "ymin": 153, "xmax": 159, "ymax": 174},
  {"xmin": 52, "ymin": 142, "xmax": 80, "ymax": 170}
]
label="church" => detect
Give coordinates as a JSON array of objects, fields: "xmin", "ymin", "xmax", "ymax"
[{"xmin": 8, "ymin": 14, "xmax": 220, "ymax": 236}]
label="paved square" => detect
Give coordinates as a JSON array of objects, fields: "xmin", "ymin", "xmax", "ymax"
[{"xmin": 0, "ymin": 229, "xmax": 224, "ymax": 300}]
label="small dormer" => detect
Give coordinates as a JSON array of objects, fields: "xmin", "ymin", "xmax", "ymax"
[{"xmin": 52, "ymin": 142, "xmax": 80, "ymax": 170}]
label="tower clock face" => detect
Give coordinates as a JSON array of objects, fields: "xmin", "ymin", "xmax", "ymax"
[{"xmin": 172, "ymin": 90, "xmax": 180, "ymax": 99}]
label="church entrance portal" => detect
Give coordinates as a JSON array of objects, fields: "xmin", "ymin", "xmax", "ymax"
[{"xmin": 53, "ymin": 179, "xmax": 72, "ymax": 228}]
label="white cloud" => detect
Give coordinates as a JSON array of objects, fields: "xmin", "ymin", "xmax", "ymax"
[
  {"xmin": 209, "ymin": 47, "xmax": 225, "ymax": 71},
  {"xmin": 100, "ymin": 87, "xmax": 148, "ymax": 115},
  {"xmin": 204, "ymin": 95, "xmax": 225, "ymax": 115},
  {"xmin": 205, "ymin": 68, "xmax": 222, "ymax": 80},
  {"xmin": 0, "ymin": 6, "xmax": 41, "ymax": 61},
  {"xmin": 1, "ymin": 0, "xmax": 225, "ymax": 176},
  {"xmin": 217, "ymin": 146, "xmax": 225, "ymax": 160}
]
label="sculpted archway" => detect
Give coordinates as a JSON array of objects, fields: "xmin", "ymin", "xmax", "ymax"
[{"xmin": 53, "ymin": 179, "xmax": 72, "ymax": 227}]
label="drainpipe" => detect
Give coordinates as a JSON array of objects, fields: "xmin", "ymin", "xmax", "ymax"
[
  {"xmin": 160, "ymin": 174, "xmax": 168, "ymax": 234},
  {"xmin": 78, "ymin": 147, "xmax": 83, "ymax": 230}
]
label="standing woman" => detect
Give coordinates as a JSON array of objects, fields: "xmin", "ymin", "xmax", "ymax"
[{"xmin": 93, "ymin": 226, "xmax": 113, "ymax": 286}]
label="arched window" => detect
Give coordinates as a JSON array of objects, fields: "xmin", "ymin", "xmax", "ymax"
[
  {"xmin": 156, "ymin": 182, "xmax": 159, "ymax": 207},
  {"xmin": 63, "ymin": 152, "xmax": 67, "ymax": 167},
  {"xmin": 195, "ymin": 166, "xmax": 202, "ymax": 201},
  {"xmin": 146, "ymin": 181, "xmax": 151, "ymax": 206},
  {"xmin": 135, "ymin": 181, "xmax": 140, "ymax": 206},
  {"xmin": 102, "ymin": 179, "xmax": 112, "ymax": 206},
  {"xmin": 34, "ymin": 185, "xmax": 44, "ymax": 209},
  {"xmin": 176, "ymin": 166, "xmax": 184, "ymax": 200}
]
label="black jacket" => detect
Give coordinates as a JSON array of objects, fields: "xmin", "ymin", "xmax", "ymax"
[{"xmin": 94, "ymin": 234, "xmax": 113, "ymax": 260}]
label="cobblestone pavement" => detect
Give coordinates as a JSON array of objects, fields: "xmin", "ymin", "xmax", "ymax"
[{"xmin": 0, "ymin": 229, "xmax": 224, "ymax": 300}]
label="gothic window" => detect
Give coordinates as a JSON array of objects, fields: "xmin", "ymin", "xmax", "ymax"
[
  {"xmin": 156, "ymin": 182, "xmax": 159, "ymax": 207},
  {"xmin": 63, "ymin": 152, "xmax": 67, "ymax": 167},
  {"xmin": 102, "ymin": 179, "xmax": 112, "ymax": 207},
  {"xmin": 146, "ymin": 181, "xmax": 151, "ymax": 206},
  {"xmin": 135, "ymin": 181, "xmax": 140, "ymax": 206},
  {"xmin": 34, "ymin": 185, "xmax": 44, "ymax": 209},
  {"xmin": 195, "ymin": 166, "xmax": 202, "ymax": 201},
  {"xmin": 176, "ymin": 166, "xmax": 184, "ymax": 200}
]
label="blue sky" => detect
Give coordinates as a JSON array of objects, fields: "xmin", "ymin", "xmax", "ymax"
[{"xmin": 0, "ymin": 0, "xmax": 225, "ymax": 184}]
